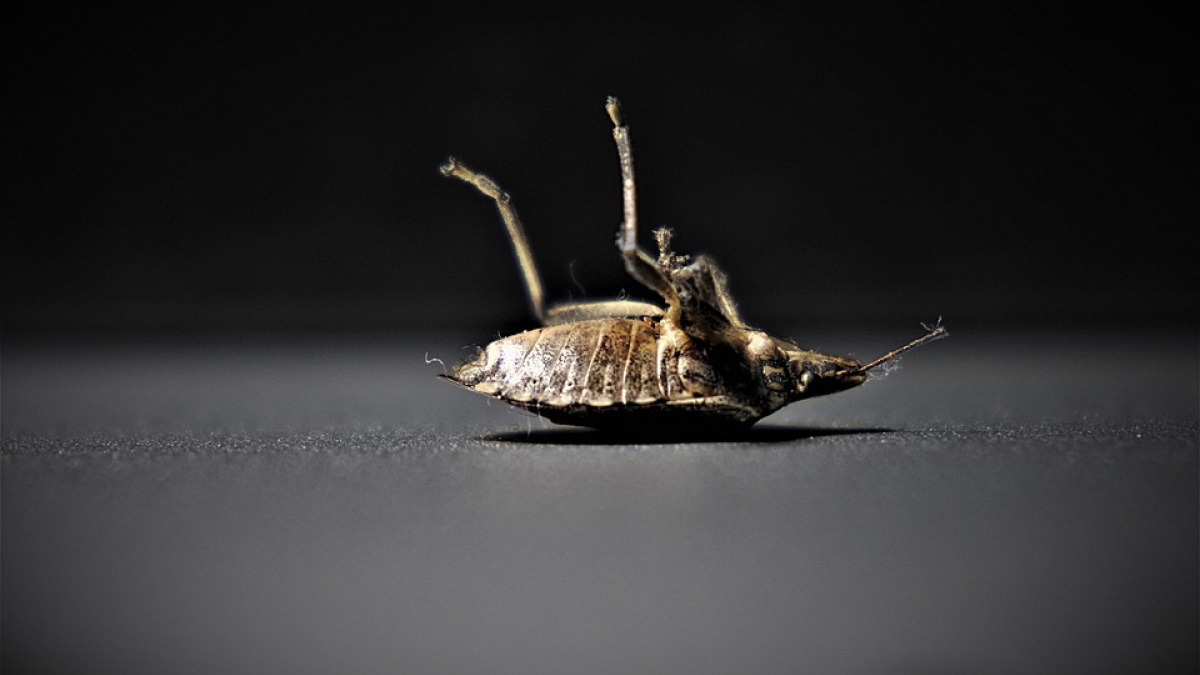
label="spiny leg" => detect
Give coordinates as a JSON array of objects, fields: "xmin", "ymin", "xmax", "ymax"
[
  {"xmin": 441, "ymin": 157, "xmax": 547, "ymax": 323},
  {"xmin": 606, "ymin": 97, "xmax": 680, "ymax": 310},
  {"xmin": 543, "ymin": 299, "xmax": 664, "ymax": 325}
]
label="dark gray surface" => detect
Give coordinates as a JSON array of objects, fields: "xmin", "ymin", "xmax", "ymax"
[{"xmin": 3, "ymin": 327, "xmax": 1197, "ymax": 675}]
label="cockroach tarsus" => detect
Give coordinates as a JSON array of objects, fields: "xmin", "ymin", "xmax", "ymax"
[{"xmin": 439, "ymin": 97, "xmax": 946, "ymax": 431}]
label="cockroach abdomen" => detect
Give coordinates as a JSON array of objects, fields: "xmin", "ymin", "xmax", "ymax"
[{"xmin": 448, "ymin": 318, "xmax": 668, "ymax": 411}]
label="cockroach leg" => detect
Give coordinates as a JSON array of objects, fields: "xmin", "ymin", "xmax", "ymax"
[
  {"xmin": 606, "ymin": 97, "xmax": 680, "ymax": 312},
  {"xmin": 440, "ymin": 157, "xmax": 547, "ymax": 324}
]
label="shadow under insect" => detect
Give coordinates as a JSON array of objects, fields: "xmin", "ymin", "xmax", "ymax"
[{"xmin": 482, "ymin": 425, "xmax": 894, "ymax": 446}]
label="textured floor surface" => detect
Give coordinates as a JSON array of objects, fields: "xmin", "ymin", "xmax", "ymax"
[{"xmin": 3, "ymin": 326, "xmax": 1197, "ymax": 675}]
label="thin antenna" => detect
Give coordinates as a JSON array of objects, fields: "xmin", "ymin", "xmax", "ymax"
[{"xmin": 838, "ymin": 320, "xmax": 948, "ymax": 376}]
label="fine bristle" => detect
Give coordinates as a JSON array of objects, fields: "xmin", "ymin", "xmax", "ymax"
[{"xmin": 839, "ymin": 320, "xmax": 948, "ymax": 376}]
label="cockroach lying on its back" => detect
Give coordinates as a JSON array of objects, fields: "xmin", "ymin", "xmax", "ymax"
[{"xmin": 440, "ymin": 97, "xmax": 945, "ymax": 431}]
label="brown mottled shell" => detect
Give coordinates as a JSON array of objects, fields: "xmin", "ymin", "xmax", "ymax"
[{"xmin": 444, "ymin": 317, "xmax": 769, "ymax": 429}]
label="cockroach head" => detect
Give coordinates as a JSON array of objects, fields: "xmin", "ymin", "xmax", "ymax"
[
  {"xmin": 784, "ymin": 351, "xmax": 869, "ymax": 400},
  {"xmin": 784, "ymin": 321, "xmax": 947, "ymax": 401}
]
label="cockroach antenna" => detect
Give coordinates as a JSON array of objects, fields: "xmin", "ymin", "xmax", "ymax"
[{"xmin": 837, "ymin": 319, "xmax": 949, "ymax": 377}]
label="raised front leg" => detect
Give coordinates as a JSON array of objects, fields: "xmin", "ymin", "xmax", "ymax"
[
  {"xmin": 441, "ymin": 157, "xmax": 547, "ymax": 323},
  {"xmin": 606, "ymin": 97, "xmax": 680, "ymax": 314}
]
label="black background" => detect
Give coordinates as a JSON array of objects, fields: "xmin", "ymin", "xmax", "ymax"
[{"xmin": 7, "ymin": 5, "xmax": 1195, "ymax": 336}]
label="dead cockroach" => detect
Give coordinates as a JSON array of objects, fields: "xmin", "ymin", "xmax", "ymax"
[{"xmin": 439, "ymin": 97, "xmax": 945, "ymax": 431}]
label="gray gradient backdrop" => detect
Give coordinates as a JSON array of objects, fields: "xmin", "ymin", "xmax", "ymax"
[{"xmin": 5, "ymin": 6, "xmax": 1197, "ymax": 675}]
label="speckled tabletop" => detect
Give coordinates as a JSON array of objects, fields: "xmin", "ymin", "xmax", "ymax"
[{"xmin": 3, "ymin": 327, "xmax": 1197, "ymax": 675}]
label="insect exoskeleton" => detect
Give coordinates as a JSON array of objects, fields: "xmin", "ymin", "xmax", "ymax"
[
  {"xmin": 447, "ymin": 314, "xmax": 874, "ymax": 429},
  {"xmin": 440, "ymin": 97, "xmax": 945, "ymax": 431}
]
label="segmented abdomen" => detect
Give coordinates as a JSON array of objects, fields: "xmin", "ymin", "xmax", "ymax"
[{"xmin": 452, "ymin": 318, "xmax": 665, "ymax": 408}]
